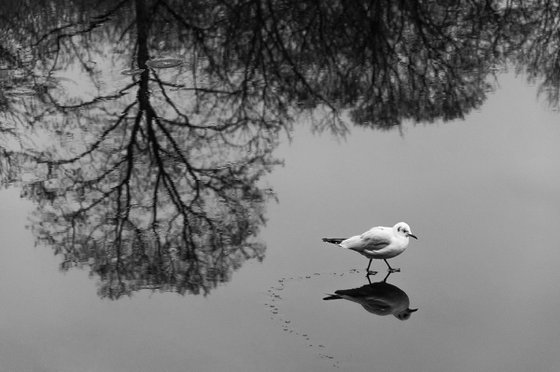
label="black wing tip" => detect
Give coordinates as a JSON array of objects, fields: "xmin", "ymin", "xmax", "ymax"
[{"xmin": 322, "ymin": 238, "xmax": 344, "ymax": 244}]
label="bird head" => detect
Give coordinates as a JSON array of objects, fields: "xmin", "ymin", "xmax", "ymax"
[
  {"xmin": 395, "ymin": 307, "xmax": 419, "ymax": 321},
  {"xmin": 394, "ymin": 222, "xmax": 418, "ymax": 240}
]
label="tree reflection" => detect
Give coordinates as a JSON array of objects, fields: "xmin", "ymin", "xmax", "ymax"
[
  {"xmin": 1, "ymin": 0, "xmax": 285, "ymax": 299},
  {"xmin": 323, "ymin": 273, "xmax": 418, "ymax": 321},
  {"xmin": 508, "ymin": 0, "xmax": 560, "ymax": 108},
  {"xmin": 1, "ymin": 0, "xmax": 516, "ymax": 131}
]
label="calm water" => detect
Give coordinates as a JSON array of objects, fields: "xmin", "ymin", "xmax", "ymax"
[{"xmin": 2, "ymin": 2, "xmax": 560, "ymax": 371}]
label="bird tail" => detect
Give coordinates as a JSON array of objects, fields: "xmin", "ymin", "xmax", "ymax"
[{"xmin": 322, "ymin": 238, "xmax": 345, "ymax": 244}]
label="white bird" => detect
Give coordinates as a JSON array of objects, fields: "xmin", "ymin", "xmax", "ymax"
[{"xmin": 322, "ymin": 222, "xmax": 418, "ymax": 274}]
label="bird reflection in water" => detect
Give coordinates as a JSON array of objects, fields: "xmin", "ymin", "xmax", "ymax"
[{"xmin": 323, "ymin": 273, "xmax": 418, "ymax": 320}]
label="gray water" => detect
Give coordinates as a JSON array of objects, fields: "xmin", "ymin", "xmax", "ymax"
[{"xmin": 2, "ymin": 2, "xmax": 560, "ymax": 371}]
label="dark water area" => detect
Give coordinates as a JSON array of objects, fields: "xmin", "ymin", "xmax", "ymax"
[{"xmin": 1, "ymin": 1, "xmax": 560, "ymax": 371}]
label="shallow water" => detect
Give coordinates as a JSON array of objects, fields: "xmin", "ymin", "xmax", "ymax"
[{"xmin": 2, "ymin": 2, "xmax": 560, "ymax": 371}]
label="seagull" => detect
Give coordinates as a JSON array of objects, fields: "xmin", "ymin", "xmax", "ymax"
[{"xmin": 322, "ymin": 222, "xmax": 418, "ymax": 274}]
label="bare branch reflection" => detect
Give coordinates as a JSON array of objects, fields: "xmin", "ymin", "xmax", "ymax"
[
  {"xmin": 2, "ymin": 0, "xmax": 285, "ymax": 299},
  {"xmin": 1, "ymin": 0, "xmax": 519, "ymax": 132},
  {"xmin": 509, "ymin": 1, "xmax": 560, "ymax": 109}
]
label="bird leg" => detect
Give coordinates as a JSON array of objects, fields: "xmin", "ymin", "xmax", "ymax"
[
  {"xmin": 381, "ymin": 271, "xmax": 392, "ymax": 283},
  {"xmin": 384, "ymin": 259, "xmax": 400, "ymax": 273},
  {"xmin": 366, "ymin": 258, "xmax": 377, "ymax": 276}
]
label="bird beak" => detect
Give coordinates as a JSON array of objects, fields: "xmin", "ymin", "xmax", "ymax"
[{"xmin": 408, "ymin": 233, "xmax": 418, "ymax": 240}]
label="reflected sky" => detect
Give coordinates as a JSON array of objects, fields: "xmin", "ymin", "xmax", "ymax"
[{"xmin": 2, "ymin": 1, "xmax": 560, "ymax": 371}]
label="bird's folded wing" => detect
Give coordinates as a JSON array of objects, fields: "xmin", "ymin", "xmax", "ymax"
[
  {"xmin": 333, "ymin": 285, "xmax": 374, "ymax": 298},
  {"xmin": 341, "ymin": 228, "xmax": 391, "ymax": 252},
  {"xmin": 358, "ymin": 228, "xmax": 392, "ymax": 250}
]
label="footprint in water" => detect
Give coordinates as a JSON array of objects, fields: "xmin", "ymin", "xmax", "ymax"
[{"xmin": 264, "ymin": 270, "xmax": 363, "ymax": 368}]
